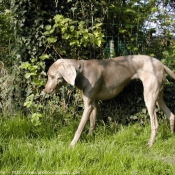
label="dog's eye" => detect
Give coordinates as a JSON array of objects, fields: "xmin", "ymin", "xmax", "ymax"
[{"xmin": 49, "ymin": 75, "xmax": 54, "ymax": 79}]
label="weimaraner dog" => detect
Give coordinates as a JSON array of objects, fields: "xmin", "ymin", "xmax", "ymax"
[{"xmin": 44, "ymin": 55, "xmax": 175, "ymax": 147}]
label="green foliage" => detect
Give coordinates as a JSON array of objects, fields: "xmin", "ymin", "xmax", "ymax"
[
  {"xmin": 0, "ymin": 0, "xmax": 175, "ymax": 127},
  {"xmin": 160, "ymin": 41, "xmax": 175, "ymax": 112},
  {"xmin": 0, "ymin": 4, "xmax": 15, "ymax": 66},
  {"xmin": 20, "ymin": 57, "xmax": 46, "ymax": 124},
  {"xmin": 162, "ymin": 41, "xmax": 175, "ymax": 71},
  {"xmin": 45, "ymin": 14, "xmax": 104, "ymax": 47},
  {"xmin": 43, "ymin": 14, "xmax": 105, "ymax": 59}
]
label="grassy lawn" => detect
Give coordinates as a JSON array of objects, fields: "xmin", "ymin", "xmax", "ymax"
[{"xmin": 0, "ymin": 114, "xmax": 175, "ymax": 175}]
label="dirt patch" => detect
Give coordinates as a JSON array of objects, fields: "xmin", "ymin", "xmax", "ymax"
[{"xmin": 161, "ymin": 157, "xmax": 175, "ymax": 164}]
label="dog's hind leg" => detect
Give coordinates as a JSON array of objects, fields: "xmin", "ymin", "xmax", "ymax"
[
  {"xmin": 157, "ymin": 89, "xmax": 175, "ymax": 133},
  {"xmin": 143, "ymin": 79, "xmax": 160, "ymax": 147},
  {"xmin": 145, "ymin": 99, "xmax": 158, "ymax": 147}
]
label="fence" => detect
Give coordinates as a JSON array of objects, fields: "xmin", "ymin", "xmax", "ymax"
[{"xmin": 66, "ymin": 2, "xmax": 170, "ymax": 59}]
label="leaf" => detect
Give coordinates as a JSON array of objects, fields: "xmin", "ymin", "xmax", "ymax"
[
  {"xmin": 26, "ymin": 87, "xmax": 33, "ymax": 96},
  {"xmin": 29, "ymin": 65, "xmax": 38, "ymax": 71},
  {"xmin": 151, "ymin": 7, "xmax": 158, "ymax": 13},
  {"xmin": 31, "ymin": 58, "xmax": 38, "ymax": 63},
  {"xmin": 24, "ymin": 101, "xmax": 33, "ymax": 108},
  {"xmin": 33, "ymin": 79, "xmax": 44, "ymax": 86},
  {"xmin": 47, "ymin": 37, "xmax": 57, "ymax": 43},
  {"xmin": 45, "ymin": 25, "xmax": 52, "ymax": 31},
  {"xmin": 125, "ymin": 8, "xmax": 136, "ymax": 13},
  {"xmin": 119, "ymin": 29, "xmax": 127, "ymax": 34},
  {"xmin": 44, "ymin": 31, "xmax": 50, "ymax": 35},
  {"xmin": 20, "ymin": 62, "xmax": 31, "ymax": 69},
  {"xmin": 54, "ymin": 14, "xmax": 64, "ymax": 23},
  {"xmin": 95, "ymin": 23, "xmax": 103, "ymax": 28},
  {"xmin": 125, "ymin": 24, "xmax": 134, "ymax": 29},
  {"xmin": 96, "ymin": 39, "xmax": 103, "ymax": 47},
  {"xmin": 63, "ymin": 34, "xmax": 70, "ymax": 40},
  {"xmin": 4, "ymin": 9, "xmax": 12, "ymax": 14},
  {"xmin": 31, "ymin": 113, "xmax": 42, "ymax": 126},
  {"xmin": 78, "ymin": 21, "xmax": 85, "ymax": 29},
  {"xmin": 25, "ymin": 72, "xmax": 36, "ymax": 79},
  {"xmin": 40, "ymin": 54, "xmax": 50, "ymax": 60},
  {"xmin": 94, "ymin": 30, "xmax": 99, "ymax": 37},
  {"xmin": 70, "ymin": 40, "xmax": 79, "ymax": 46},
  {"xmin": 48, "ymin": 28, "xmax": 55, "ymax": 35},
  {"xmin": 70, "ymin": 26, "xmax": 75, "ymax": 32},
  {"xmin": 83, "ymin": 32, "xmax": 89, "ymax": 39},
  {"xmin": 27, "ymin": 94, "xmax": 35, "ymax": 100}
]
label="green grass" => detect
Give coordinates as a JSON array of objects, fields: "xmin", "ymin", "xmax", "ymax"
[{"xmin": 0, "ymin": 114, "xmax": 175, "ymax": 175}]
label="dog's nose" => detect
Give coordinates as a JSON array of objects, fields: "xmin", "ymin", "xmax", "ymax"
[
  {"xmin": 43, "ymin": 88, "xmax": 53, "ymax": 94},
  {"xmin": 43, "ymin": 88, "xmax": 49, "ymax": 94}
]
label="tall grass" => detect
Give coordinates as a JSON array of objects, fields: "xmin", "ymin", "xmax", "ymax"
[{"xmin": 0, "ymin": 114, "xmax": 175, "ymax": 174}]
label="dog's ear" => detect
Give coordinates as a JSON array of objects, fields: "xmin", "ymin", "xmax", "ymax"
[{"xmin": 58, "ymin": 63, "xmax": 76, "ymax": 86}]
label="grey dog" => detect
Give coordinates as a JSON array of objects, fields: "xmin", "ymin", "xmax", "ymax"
[{"xmin": 44, "ymin": 55, "xmax": 175, "ymax": 147}]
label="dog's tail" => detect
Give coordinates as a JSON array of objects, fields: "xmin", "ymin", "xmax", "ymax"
[{"xmin": 164, "ymin": 65, "xmax": 175, "ymax": 80}]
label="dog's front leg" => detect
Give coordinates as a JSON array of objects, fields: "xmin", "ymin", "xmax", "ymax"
[
  {"xmin": 89, "ymin": 106, "xmax": 97, "ymax": 135},
  {"xmin": 70, "ymin": 97, "xmax": 94, "ymax": 147}
]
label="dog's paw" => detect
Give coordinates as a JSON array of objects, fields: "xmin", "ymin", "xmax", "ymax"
[
  {"xmin": 147, "ymin": 142, "xmax": 153, "ymax": 148},
  {"xmin": 69, "ymin": 142, "xmax": 76, "ymax": 148}
]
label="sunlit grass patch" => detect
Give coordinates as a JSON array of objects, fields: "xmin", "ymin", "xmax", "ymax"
[{"xmin": 0, "ymin": 115, "xmax": 175, "ymax": 174}]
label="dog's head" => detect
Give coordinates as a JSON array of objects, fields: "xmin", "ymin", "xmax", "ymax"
[{"xmin": 44, "ymin": 60, "xmax": 76, "ymax": 94}]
